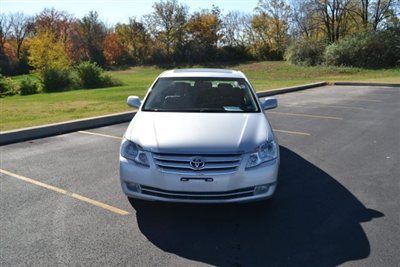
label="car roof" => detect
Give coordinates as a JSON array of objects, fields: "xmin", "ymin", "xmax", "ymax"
[{"xmin": 158, "ymin": 68, "xmax": 246, "ymax": 79}]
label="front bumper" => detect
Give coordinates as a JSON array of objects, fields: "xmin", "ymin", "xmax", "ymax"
[{"xmin": 119, "ymin": 152, "xmax": 279, "ymax": 203}]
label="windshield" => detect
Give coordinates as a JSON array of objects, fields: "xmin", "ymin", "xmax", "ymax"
[{"xmin": 142, "ymin": 77, "xmax": 260, "ymax": 113}]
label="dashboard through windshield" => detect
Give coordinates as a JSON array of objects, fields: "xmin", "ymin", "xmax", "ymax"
[{"xmin": 142, "ymin": 77, "xmax": 260, "ymax": 113}]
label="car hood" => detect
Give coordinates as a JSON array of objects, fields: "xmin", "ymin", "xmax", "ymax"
[{"xmin": 125, "ymin": 111, "xmax": 272, "ymax": 154}]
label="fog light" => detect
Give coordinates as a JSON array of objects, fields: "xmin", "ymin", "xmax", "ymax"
[
  {"xmin": 254, "ymin": 184, "xmax": 270, "ymax": 195},
  {"xmin": 127, "ymin": 183, "xmax": 142, "ymax": 193}
]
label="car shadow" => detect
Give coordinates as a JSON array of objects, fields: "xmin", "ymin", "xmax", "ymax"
[{"xmin": 129, "ymin": 146, "xmax": 383, "ymax": 266}]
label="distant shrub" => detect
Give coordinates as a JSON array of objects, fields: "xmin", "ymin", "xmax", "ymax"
[
  {"xmin": 41, "ymin": 68, "xmax": 73, "ymax": 92},
  {"xmin": 250, "ymin": 43, "xmax": 284, "ymax": 61},
  {"xmin": 101, "ymin": 73, "xmax": 122, "ymax": 87},
  {"xmin": 75, "ymin": 61, "xmax": 103, "ymax": 88},
  {"xmin": 216, "ymin": 46, "xmax": 253, "ymax": 62},
  {"xmin": 0, "ymin": 74, "xmax": 19, "ymax": 97},
  {"xmin": 325, "ymin": 29, "xmax": 400, "ymax": 68},
  {"xmin": 19, "ymin": 77, "xmax": 39, "ymax": 95},
  {"xmin": 285, "ymin": 39, "xmax": 326, "ymax": 66},
  {"xmin": 75, "ymin": 61, "xmax": 120, "ymax": 89},
  {"xmin": 0, "ymin": 54, "xmax": 31, "ymax": 76}
]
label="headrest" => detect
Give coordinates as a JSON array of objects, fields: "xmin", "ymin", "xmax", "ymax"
[
  {"xmin": 217, "ymin": 83, "xmax": 233, "ymax": 91},
  {"xmin": 195, "ymin": 81, "xmax": 213, "ymax": 90}
]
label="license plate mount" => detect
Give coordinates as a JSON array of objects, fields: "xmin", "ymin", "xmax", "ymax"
[{"xmin": 181, "ymin": 177, "xmax": 213, "ymax": 182}]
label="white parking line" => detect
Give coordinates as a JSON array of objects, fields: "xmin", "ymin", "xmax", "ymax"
[
  {"xmin": 351, "ymin": 99, "xmax": 382, "ymax": 102},
  {"xmin": 280, "ymin": 104, "xmax": 365, "ymax": 110},
  {"xmin": 0, "ymin": 168, "xmax": 130, "ymax": 216},
  {"xmin": 267, "ymin": 111, "xmax": 343, "ymax": 120},
  {"xmin": 273, "ymin": 129, "xmax": 310, "ymax": 136},
  {"xmin": 78, "ymin": 131, "xmax": 122, "ymax": 140}
]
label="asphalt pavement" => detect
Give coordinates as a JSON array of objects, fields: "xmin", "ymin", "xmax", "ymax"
[{"xmin": 1, "ymin": 85, "xmax": 399, "ymax": 266}]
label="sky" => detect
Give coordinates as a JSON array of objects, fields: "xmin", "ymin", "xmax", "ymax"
[{"xmin": 1, "ymin": 0, "xmax": 260, "ymax": 25}]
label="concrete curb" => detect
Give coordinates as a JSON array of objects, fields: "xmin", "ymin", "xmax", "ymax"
[
  {"xmin": 257, "ymin": 82, "xmax": 328, "ymax": 97},
  {"xmin": 0, "ymin": 111, "xmax": 136, "ymax": 145},
  {"xmin": 1, "ymin": 81, "xmax": 328, "ymax": 146},
  {"xmin": 334, "ymin": 82, "xmax": 400, "ymax": 87}
]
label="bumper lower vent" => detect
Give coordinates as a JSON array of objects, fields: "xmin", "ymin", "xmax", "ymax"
[{"xmin": 140, "ymin": 185, "xmax": 254, "ymax": 200}]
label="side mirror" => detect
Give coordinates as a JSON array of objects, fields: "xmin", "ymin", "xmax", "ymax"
[
  {"xmin": 260, "ymin": 97, "xmax": 278, "ymax": 110},
  {"xmin": 127, "ymin": 96, "xmax": 142, "ymax": 108}
]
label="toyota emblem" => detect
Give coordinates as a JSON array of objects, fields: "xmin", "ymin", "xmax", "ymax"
[{"xmin": 189, "ymin": 157, "xmax": 205, "ymax": 170}]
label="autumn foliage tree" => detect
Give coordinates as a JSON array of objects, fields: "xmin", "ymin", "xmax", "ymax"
[
  {"xmin": 252, "ymin": 0, "xmax": 291, "ymax": 59},
  {"xmin": 145, "ymin": 0, "xmax": 188, "ymax": 62},
  {"xmin": 34, "ymin": 8, "xmax": 72, "ymax": 43},
  {"xmin": 0, "ymin": 0, "xmax": 399, "ymax": 76},
  {"xmin": 103, "ymin": 33, "xmax": 127, "ymax": 66},
  {"xmin": 115, "ymin": 18, "xmax": 151, "ymax": 64},
  {"xmin": 185, "ymin": 7, "xmax": 222, "ymax": 62},
  {"xmin": 28, "ymin": 30, "xmax": 72, "ymax": 91},
  {"xmin": 76, "ymin": 11, "xmax": 106, "ymax": 66},
  {"xmin": 28, "ymin": 31, "xmax": 69, "ymax": 72}
]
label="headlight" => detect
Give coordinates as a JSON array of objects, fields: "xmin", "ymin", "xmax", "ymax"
[
  {"xmin": 120, "ymin": 138, "xmax": 149, "ymax": 167},
  {"xmin": 246, "ymin": 139, "xmax": 278, "ymax": 169}
]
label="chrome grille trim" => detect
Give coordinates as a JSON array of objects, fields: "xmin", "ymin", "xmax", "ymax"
[
  {"xmin": 152, "ymin": 152, "xmax": 242, "ymax": 174},
  {"xmin": 153, "ymin": 154, "xmax": 242, "ymax": 162}
]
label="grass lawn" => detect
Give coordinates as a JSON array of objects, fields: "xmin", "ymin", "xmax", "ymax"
[{"xmin": 1, "ymin": 61, "xmax": 399, "ymax": 131}]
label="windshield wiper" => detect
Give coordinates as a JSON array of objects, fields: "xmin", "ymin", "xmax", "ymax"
[
  {"xmin": 142, "ymin": 108, "xmax": 169, "ymax": 112},
  {"xmin": 197, "ymin": 108, "xmax": 226, "ymax": 112}
]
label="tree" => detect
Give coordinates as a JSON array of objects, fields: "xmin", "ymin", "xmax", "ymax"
[
  {"xmin": 312, "ymin": 0, "xmax": 353, "ymax": 42},
  {"xmin": 253, "ymin": 0, "xmax": 292, "ymax": 57},
  {"xmin": 115, "ymin": 17, "xmax": 152, "ymax": 64},
  {"xmin": 186, "ymin": 6, "xmax": 222, "ymax": 62},
  {"xmin": 35, "ymin": 8, "xmax": 73, "ymax": 43},
  {"xmin": 10, "ymin": 13, "xmax": 34, "ymax": 59},
  {"xmin": 0, "ymin": 14, "xmax": 11, "ymax": 49},
  {"xmin": 0, "ymin": 14, "xmax": 12, "ymax": 73},
  {"xmin": 103, "ymin": 33, "xmax": 127, "ymax": 65},
  {"xmin": 145, "ymin": 0, "xmax": 188, "ymax": 62},
  {"xmin": 349, "ymin": 0, "xmax": 396, "ymax": 31},
  {"xmin": 35, "ymin": 8, "xmax": 80, "ymax": 65},
  {"xmin": 371, "ymin": 0, "xmax": 396, "ymax": 30},
  {"xmin": 28, "ymin": 31, "xmax": 69, "ymax": 72},
  {"xmin": 64, "ymin": 21, "xmax": 88, "ymax": 64},
  {"xmin": 290, "ymin": 0, "xmax": 323, "ymax": 39},
  {"xmin": 76, "ymin": 11, "xmax": 106, "ymax": 65},
  {"xmin": 222, "ymin": 11, "xmax": 252, "ymax": 47}
]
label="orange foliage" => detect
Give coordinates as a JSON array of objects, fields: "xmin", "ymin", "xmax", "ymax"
[
  {"xmin": 102, "ymin": 33, "xmax": 126, "ymax": 66},
  {"xmin": 3, "ymin": 42, "xmax": 17, "ymax": 62}
]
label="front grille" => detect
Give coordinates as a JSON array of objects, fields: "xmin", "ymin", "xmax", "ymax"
[
  {"xmin": 141, "ymin": 185, "xmax": 254, "ymax": 200},
  {"xmin": 152, "ymin": 153, "xmax": 242, "ymax": 174}
]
